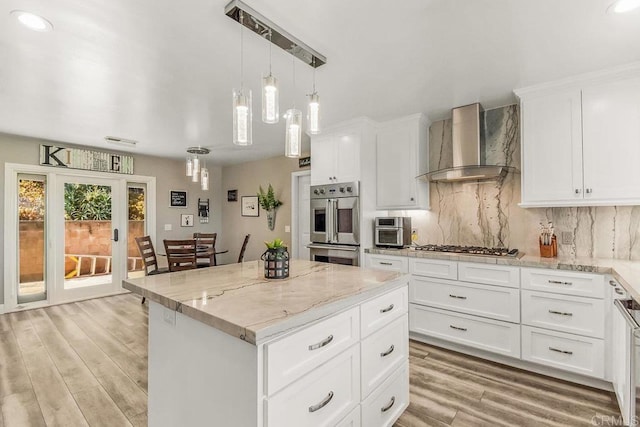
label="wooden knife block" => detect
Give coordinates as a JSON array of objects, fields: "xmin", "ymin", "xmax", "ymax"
[{"xmin": 539, "ymin": 236, "xmax": 557, "ymax": 258}]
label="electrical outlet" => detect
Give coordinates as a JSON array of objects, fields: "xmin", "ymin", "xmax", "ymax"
[
  {"xmin": 164, "ymin": 224, "xmax": 172, "ymax": 231},
  {"xmin": 411, "ymin": 229, "xmax": 418, "ymax": 242},
  {"xmin": 561, "ymin": 231, "xmax": 573, "ymax": 245}
]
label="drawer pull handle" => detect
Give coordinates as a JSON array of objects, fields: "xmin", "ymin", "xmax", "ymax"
[
  {"xmin": 381, "ymin": 396, "xmax": 396, "ymax": 413},
  {"xmin": 380, "ymin": 304, "xmax": 395, "ymax": 314},
  {"xmin": 548, "ymin": 280, "xmax": 573, "ymax": 286},
  {"xmin": 548, "ymin": 310, "xmax": 573, "ymax": 317},
  {"xmin": 609, "ymin": 280, "xmax": 618, "ymax": 287},
  {"xmin": 308, "ymin": 335, "xmax": 334, "ymax": 351},
  {"xmin": 308, "ymin": 391, "xmax": 334, "ymax": 413},
  {"xmin": 449, "ymin": 294, "xmax": 467, "ymax": 300},
  {"xmin": 549, "ymin": 346, "xmax": 573, "ymax": 355},
  {"xmin": 449, "ymin": 325, "xmax": 467, "ymax": 332},
  {"xmin": 379, "ymin": 262, "xmax": 393, "ymax": 266},
  {"xmin": 380, "ymin": 344, "xmax": 395, "ymax": 357},
  {"xmin": 615, "ymin": 288, "xmax": 625, "ymax": 295}
]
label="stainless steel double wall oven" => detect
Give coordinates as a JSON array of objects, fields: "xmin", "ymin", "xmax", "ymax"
[{"xmin": 309, "ymin": 181, "xmax": 360, "ymax": 266}]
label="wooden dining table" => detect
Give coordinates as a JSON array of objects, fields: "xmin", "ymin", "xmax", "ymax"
[{"xmin": 158, "ymin": 245, "xmax": 229, "ymax": 267}]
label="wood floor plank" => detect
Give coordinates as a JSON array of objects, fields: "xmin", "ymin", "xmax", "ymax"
[
  {"xmin": 68, "ymin": 306, "xmax": 148, "ymax": 389},
  {"xmin": 72, "ymin": 386, "xmax": 133, "ymax": 427},
  {"xmin": 0, "ymin": 391, "xmax": 46, "ymax": 427},
  {"xmin": 395, "ymin": 408, "xmax": 451, "ymax": 427},
  {"xmin": 0, "ymin": 350, "xmax": 33, "ymax": 400},
  {"xmin": 20, "ymin": 348, "xmax": 89, "ymax": 426},
  {"xmin": 27, "ymin": 309, "xmax": 100, "ymax": 394},
  {"xmin": 0, "ymin": 314, "xmax": 11, "ymax": 333},
  {"xmin": 94, "ymin": 373, "xmax": 147, "ymax": 420}
]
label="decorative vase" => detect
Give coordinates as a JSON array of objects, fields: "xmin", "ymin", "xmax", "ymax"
[
  {"xmin": 261, "ymin": 247, "xmax": 289, "ymax": 279},
  {"xmin": 266, "ymin": 209, "xmax": 276, "ymax": 231}
]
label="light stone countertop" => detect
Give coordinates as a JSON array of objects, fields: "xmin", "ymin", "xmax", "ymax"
[
  {"xmin": 366, "ymin": 247, "xmax": 640, "ymax": 302},
  {"xmin": 123, "ymin": 260, "xmax": 408, "ymax": 345}
]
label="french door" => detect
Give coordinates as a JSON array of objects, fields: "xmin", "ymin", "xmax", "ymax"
[
  {"xmin": 55, "ymin": 175, "xmax": 124, "ymax": 303},
  {"xmin": 5, "ymin": 163, "xmax": 155, "ymax": 311}
]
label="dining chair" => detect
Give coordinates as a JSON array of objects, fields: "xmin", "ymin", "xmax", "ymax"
[
  {"xmin": 134, "ymin": 236, "xmax": 168, "ymax": 304},
  {"xmin": 238, "ymin": 234, "xmax": 251, "ymax": 263},
  {"xmin": 163, "ymin": 239, "xmax": 198, "ymax": 272},
  {"xmin": 193, "ymin": 232, "xmax": 217, "ymax": 267}
]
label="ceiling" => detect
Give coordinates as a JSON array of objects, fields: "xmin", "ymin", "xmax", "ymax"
[{"xmin": 0, "ymin": 0, "xmax": 639, "ymax": 165}]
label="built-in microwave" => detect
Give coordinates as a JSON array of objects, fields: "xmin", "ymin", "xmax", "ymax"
[{"xmin": 375, "ymin": 217, "xmax": 411, "ymax": 248}]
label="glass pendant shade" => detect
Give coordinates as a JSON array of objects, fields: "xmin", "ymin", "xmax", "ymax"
[
  {"xmin": 192, "ymin": 157, "xmax": 200, "ymax": 175},
  {"xmin": 262, "ymin": 74, "xmax": 279, "ymax": 124},
  {"xmin": 233, "ymin": 89, "xmax": 252, "ymax": 146},
  {"xmin": 201, "ymin": 167, "xmax": 209, "ymax": 191},
  {"xmin": 285, "ymin": 108, "xmax": 302, "ymax": 158},
  {"xmin": 307, "ymin": 93, "xmax": 320, "ymax": 135},
  {"xmin": 192, "ymin": 169, "xmax": 199, "ymax": 183},
  {"xmin": 186, "ymin": 157, "xmax": 193, "ymax": 176}
]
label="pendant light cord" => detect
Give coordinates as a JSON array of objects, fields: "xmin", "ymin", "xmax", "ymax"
[
  {"xmin": 292, "ymin": 55, "xmax": 296, "ymax": 108},
  {"xmin": 312, "ymin": 57, "xmax": 316, "ymax": 93},
  {"xmin": 240, "ymin": 11, "xmax": 244, "ymax": 89},
  {"xmin": 268, "ymin": 29, "xmax": 273, "ymax": 75}
]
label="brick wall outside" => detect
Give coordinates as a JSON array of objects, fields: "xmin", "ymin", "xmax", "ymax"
[{"xmin": 19, "ymin": 220, "xmax": 145, "ymax": 282}]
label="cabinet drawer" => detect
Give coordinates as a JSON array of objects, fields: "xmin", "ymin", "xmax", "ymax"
[
  {"xmin": 361, "ymin": 286, "xmax": 408, "ymax": 338},
  {"xmin": 410, "ymin": 305, "xmax": 520, "ymax": 357},
  {"xmin": 521, "ymin": 268, "xmax": 604, "ymax": 299},
  {"xmin": 458, "ymin": 262, "xmax": 520, "ymax": 288},
  {"xmin": 267, "ymin": 344, "xmax": 360, "ymax": 427},
  {"xmin": 521, "ymin": 326, "xmax": 605, "ymax": 379},
  {"xmin": 361, "ymin": 315, "xmax": 408, "ymax": 399},
  {"xmin": 361, "ymin": 363, "xmax": 409, "ymax": 427},
  {"xmin": 367, "ymin": 255, "xmax": 409, "ymax": 273},
  {"xmin": 410, "ymin": 258, "xmax": 457, "ymax": 280},
  {"xmin": 410, "ymin": 277, "xmax": 520, "ymax": 323},
  {"xmin": 266, "ymin": 307, "xmax": 359, "ymax": 395},
  {"xmin": 336, "ymin": 405, "xmax": 361, "ymax": 427},
  {"xmin": 521, "ymin": 290, "xmax": 605, "ymax": 338}
]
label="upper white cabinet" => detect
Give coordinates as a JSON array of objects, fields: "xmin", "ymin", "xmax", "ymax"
[
  {"xmin": 516, "ymin": 64, "xmax": 640, "ymax": 207},
  {"xmin": 582, "ymin": 76, "xmax": 640, "ymax": 202},
  {"xmin": 375, "ymin": 114, "xmax": 430, "ymax": 210},
  {"xmin": 310, "ymin": 124, "xmax": 363, "ymax": 186}
]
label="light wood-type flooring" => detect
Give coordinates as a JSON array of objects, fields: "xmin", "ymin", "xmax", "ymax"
[{"xmin": 0, "ymin": 293, "xmax": 621, "ymax": 426}]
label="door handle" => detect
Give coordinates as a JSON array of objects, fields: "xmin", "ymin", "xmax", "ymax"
[{"xmin": 112, "ymin": 229, "xmax": 119, "ymax": 242}]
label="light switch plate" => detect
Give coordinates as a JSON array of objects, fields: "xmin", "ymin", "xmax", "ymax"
[
  {"xmin": 284, "ymin": 225, "xmax": 291, "ymax": 233},
  {"xmin": 164, "ymin": 224, "xmax": 172, "ymax": 231},
  {"xmin": 561, "ymin": 231, "xmax": 573, "ymax": 245}
]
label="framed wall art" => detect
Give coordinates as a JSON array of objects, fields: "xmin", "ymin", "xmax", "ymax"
[{"xmin": 241, "ymin": 196, "xmax": 259, "ymax": 217}]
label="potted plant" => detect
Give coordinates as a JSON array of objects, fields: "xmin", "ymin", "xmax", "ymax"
[
  {"xmin": 261, "ymin": 238, "xmax": 289, "ymax": 279},
  {"xmin": 257, "ymin": 184, "xmax": 283, "ymax": 231}
]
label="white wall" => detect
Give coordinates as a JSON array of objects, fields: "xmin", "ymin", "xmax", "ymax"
[{"xmin": 0, "ymin": 132, "xmax": 222, "ymax": 305}]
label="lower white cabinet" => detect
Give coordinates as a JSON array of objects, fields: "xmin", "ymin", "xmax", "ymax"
[
  {"xmin": 410, "ymin": 305, "xmax": 521, "ymax": 357},
  {"xmin": 361, "ymin": 315, "xmax": 408, "ymax": 398},
  {"xmin": 267, "ymin": 345, "xmax": 361, "ymax": 427},
  {"xmin": 365, "ymin": 254, "xmax": 409, "ymax": 273},
  {"xmin": 521, "ymin": 325, "xmax": 605, "ymax": 379},
  {"xmin": 361, "ymin": 287, "xmax": 408, "ymax": 339},
  {"xmin": 410, "ymin": 276, "xmax": 520, "ymax": 323},
  {"xmin": 336, "ymin": 406, "xmax": 361, "ymax": 427},
  {"xmin": 611, "ymin": 292, "xmax": 634, "ymax": 425},
  {"xmin": 521, "ymin": 290, "xmax": 605, "ymax": 339},
  {"xmin": 361, "ymin": 363, "xmax": 409, "ymax": 427}
]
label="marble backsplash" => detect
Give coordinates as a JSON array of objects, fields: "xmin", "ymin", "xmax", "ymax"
[{"xmin": 393, "ymin": 105, "xmax": 640, "ymax": 260}]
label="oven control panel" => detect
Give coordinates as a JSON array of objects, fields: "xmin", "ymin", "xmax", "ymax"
[{"xmin": 311, "ymin": 181, "xmax": 359, "ymax": 199}]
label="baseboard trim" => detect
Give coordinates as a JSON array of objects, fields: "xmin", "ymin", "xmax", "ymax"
[
  {"xmin": 0, "ymin": 304, "xmax": 5, "ymax": 314},
  {"xmin": 410, "ymin": 332, "xmax": 613, "ymax": 392}
]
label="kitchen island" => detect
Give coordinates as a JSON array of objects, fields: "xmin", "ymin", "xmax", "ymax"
[{"xmin": 123, "ymin": 260, "xmax": 410, "ymax": 427}]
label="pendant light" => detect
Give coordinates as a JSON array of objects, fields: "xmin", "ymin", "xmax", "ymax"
[
  {"xmin": 262, "ymin": 29, "xmax": 279, "ymax": 124},
  {"xmin": 233, "ymin": 11, "xmax": 252, "ymax": 146},
  {"xmin": 201, "ymin": 163, "xmax": 209, "ymax": 191},
  {"xmin": 285, "ymin": 57, "xmax": 302, "ymax": 158},
  {"xmin": 185, "ymin": 147, "xmax": 210, "ymax": 184},
  {"xmin": 307, "ymin": 58, "xmax": 320, "ymax": 135}
]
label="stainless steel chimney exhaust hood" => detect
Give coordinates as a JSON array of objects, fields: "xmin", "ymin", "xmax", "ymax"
[{"xmin": 421, "ymin": 103, "xmax": 511, "ymax": 183}]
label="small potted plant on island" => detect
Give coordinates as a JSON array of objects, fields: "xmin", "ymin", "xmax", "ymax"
[
  {"xmin": 257, "ymin": 184, "xmax": 282, "ymax": 231},
  {"xmin": 261, "ymin": 238, "xmax": 289, "ymax": 279}
]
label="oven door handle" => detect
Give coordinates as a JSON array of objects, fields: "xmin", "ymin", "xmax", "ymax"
[
  {"xmin": 332, "ymin": 199, "xmax": 339, "ymax": 243},
  {"xmin": 326, "ymin": 199, "xmax": 335, "ymax": 243},
  {"xmin": 307, "ymin": 244, "xmax": 359, "ymax": 251},
  {"xmin": 614, "ymin": 299, "xmax": 640, "ymax": 332}
]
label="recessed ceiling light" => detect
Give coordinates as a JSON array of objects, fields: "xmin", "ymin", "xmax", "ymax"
[
  {"xmin": 608, "ymin": 0, "xmax": 640, "ymax": 13},
  {"xmin": 10, "ymin": 10, "xmax": 53, "ymax": 32}
]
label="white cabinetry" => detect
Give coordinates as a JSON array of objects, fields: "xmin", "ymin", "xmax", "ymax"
[
  {"xmin": 364, "ymin": 254, "xmax": 409, "ymax": 273},
  {"xmin": 610, "ymin": 281, "xmax": 633, "ymax": 425},
  {"xmin": 375, "ymin": 114, "xmax": 429, "ymax": 210},
  {"xmin": 311, "ymin": 121, "xmax": 367, "ymax": 186},
  {"xmin": 516, "ymin": 64, "xmax": 640, "ymax": 207}
]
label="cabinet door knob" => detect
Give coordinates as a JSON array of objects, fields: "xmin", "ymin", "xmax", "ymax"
[
  {"xmin": 410, "ymin": 197, "xmax": 414, "ymax": 201},
  {"xmin": 575, "ymin": 189, "xmax": 581, "ymax": 194},
  {"xmin": 586, "ymin": 188, "xmax": 592, "ymax": 194}
]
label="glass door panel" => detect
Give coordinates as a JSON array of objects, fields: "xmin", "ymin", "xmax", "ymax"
[
  {"xmin": 17, "ymin": 175, "xmax": 47, "ymax": 304},
  {"xmin": 57, "ymin": 175, "xmax": 122, "ymax": 302},
  {"xmin": 127, "ymin": 184, "xmax": 147, "ymax": 279}
]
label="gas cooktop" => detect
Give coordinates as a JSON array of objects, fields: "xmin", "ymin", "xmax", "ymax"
[{"xmin": 412, "ymin": 244, "xmax": 519, "ymax": 257}]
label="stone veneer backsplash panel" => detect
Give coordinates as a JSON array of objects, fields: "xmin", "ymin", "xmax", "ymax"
[{"xmin": 392, "ymin": 104, "xmax": 640, "ymax": 260}]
